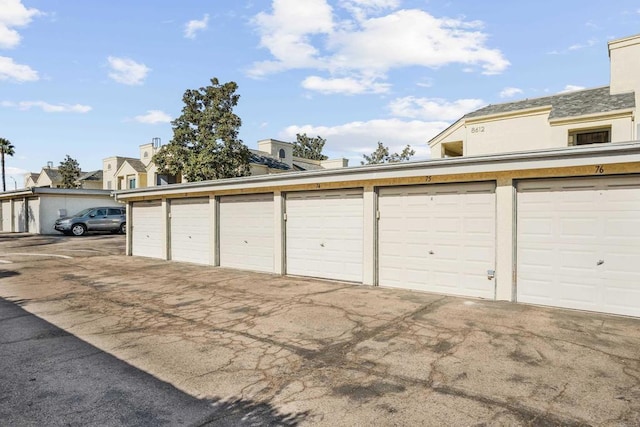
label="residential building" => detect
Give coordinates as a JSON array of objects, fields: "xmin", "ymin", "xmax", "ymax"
[
  {"xmin": 25, "ymin": 163, "xmax": 103, "ymax": 189},
  {"xmin": 104, "ymin": 138, "xmax": 349, "ymax": 190},
  {"xmin": 429, "ymin": 33, "xmax": 640, "ymax": 158}
]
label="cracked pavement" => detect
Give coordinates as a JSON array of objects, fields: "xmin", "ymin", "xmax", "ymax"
[{"xmin": 1, "ymin": 234, "xmax": 639, "ymax": 426}]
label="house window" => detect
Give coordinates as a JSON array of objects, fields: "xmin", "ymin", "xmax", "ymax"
[
  {"xmin": 278, "ymin": 148, "xmax": 286, "ymax": 159},
  {"xmin": 568, "ymin": 128, "xmax": 611, "ymax": 146},
  {"xmin": 128, "ymin": 178, "xmax": 136, "ymax": 189},
  {"xmin": 156, "ymin": 174, "xmax": 177, "ymax": 186},
  {"xmin": 442, "ymin": 141, "xmax": 463, "ymax": 157}
]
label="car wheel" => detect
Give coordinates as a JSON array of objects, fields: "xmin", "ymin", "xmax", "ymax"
[
  {"xmin": 71, "ymin": 223, "xmax": 87, "ymax": 236},
  {"xmin": 119, "ymin": 222, "xmax": 126, "ymax": 234}
]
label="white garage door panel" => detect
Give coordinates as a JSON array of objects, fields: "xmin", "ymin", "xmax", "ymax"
[
  {"xmin": 170, "ymin": 198, "xmax": 211, "ymax": 265},
  {"xmin": 219, "ymin": 194, "xmax": 274, "ymax": 273},
  {"xmin": 378, "ymin": 182, "xmax": 496, "ymax": 299},
  {"xmin": 132, "ymin": 201, "xmax": 163, "ymax": 259},
  {"xmin": 13, "ymin": 200, "xmax": 26, "ymax": 232},
  {"xmin": 517, "ymin": 176, "xmax": 640, "ymax": 317},
  {"xmin": 1, "ymin": 201, "xmax": 10, "ymax": 232},
  {"xmin": 286, "ymin": 190, "xmax": 363, "ymax": 282},
  {"xmin": 27, "ymin": 198, "xmax": 39, "ymax": 233}
]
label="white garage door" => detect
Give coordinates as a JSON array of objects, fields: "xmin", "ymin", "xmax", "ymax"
[
  {"xmin": 517, "ymin": 176, "xmax": 640, "ymax": 317},
  {"xmin": 27, "ymin": 198, "xmax": 39, "ymax": 234},
  {"xmin": 219, "ymin": 194, "xmax": 274, "ymax": 273},
  {"xmin": 378, "ymin": 182, "xmax": 496, "ymax": 299},
  {"xmin": 13, "ymin": 200, "xmax": 26, "ymax": 232},
  {"xmin": 286, "ymin": 189, "xmax": 363, "ymax": 282},
  {"xmin": 170, "ymin": 198, "xmax": 211, "ymax": 265},
  {"xmin": 132, "ymin": 201, "xmax": 163, "ymax": 259},
  {"xmin": 1, "ymin": 200, "xmax": 11, "ymax": 232}
]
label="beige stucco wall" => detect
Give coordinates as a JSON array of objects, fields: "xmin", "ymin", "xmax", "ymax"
[
  {"xmin": 139, "ymin": 143, "xmax": 157, "ymax": 167},
  {"xmin": 257, "ymin": 139, "xmax": 294, "ymax": 167},
  {"xmin": 115, "ymin": 162, "xmax": 146, "ymax": 189},
  {"xmin": 465, "ymin": 110, "xmax": 554, "ymax": 156},
  {"xmin": 431, "ymin": 111, "xmax": 634, "ymax": 158},
  {"xmin": 609, "ymin": 34, "xmax": 640, "ymax": 105},
  {"xmin": 80, "ymin": 180, "xmax": 103, "ymax": 190},
  {"xmin": 35, "ymin": 172, "xmax": 54, "ymax": 188},
  {"xmin": 103, "ymin": 157, "xmax": 123, "ymax": 190}
]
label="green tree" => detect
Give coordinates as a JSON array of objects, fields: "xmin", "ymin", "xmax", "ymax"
[
  {"xmin": 0, "ymin": 138, "xmax": 15, "ymax": 192},
  {"xmin": 292, "ymin": 133, "xmax": 328, "ymax": 160},
  {"xmin": 153, "ymin": 77, "xmax": 251, "ymax": 181},
  {"xmin": 58, "ymin": 155, "xmax": 81, "ymax": 188},
  {"xmin": 361, "ymin": 142, "xmax": 415, "ymax": 165}
]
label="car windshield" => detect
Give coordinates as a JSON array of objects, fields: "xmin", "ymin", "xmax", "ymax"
[{"xmin": 73, "ymin": 208, "xmax": 94, "ymax": 217}]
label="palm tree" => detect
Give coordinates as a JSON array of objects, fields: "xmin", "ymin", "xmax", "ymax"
[{"xmin": 0, "ymin": 138, "xmax": 16, "ymax": 192}]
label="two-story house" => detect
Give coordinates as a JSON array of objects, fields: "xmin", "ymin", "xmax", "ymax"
[{"xmin": 429, "ymin": 33, "xmax": 640, "ymax": 158}]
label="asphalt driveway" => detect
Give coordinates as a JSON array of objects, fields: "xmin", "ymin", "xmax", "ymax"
[{"xmin": 0, "ymin": 234, "xmax": 639, "ymax": 426}]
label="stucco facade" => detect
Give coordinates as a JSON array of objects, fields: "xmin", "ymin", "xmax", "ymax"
[{"xmin": 430, "ymin": 34, "xmax": 639, "ymax": 159}]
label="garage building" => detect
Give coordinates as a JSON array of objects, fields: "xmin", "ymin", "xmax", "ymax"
[
  {"xmin": 115, "ymin": 142, "xmax": 640, "ymax": 318},
  {"xmin": 0, "ymin": 188, "xmax": 122, "ymax": 234}
]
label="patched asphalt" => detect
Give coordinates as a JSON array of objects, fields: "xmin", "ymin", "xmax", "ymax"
[{"xmin": 1, "ymin": 233, "xmax": 639, "ymax": 426}]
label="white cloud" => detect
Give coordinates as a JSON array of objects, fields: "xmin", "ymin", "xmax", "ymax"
[
  {"xmin": 250, "ymin": 2, "xmax": 509, "ymax": 92},
  {"xmin": 302, "ymin": 75, "xmax": 390, "ymax": 94},
  {"xmin": 250, "ymin": 0, "xmax": 334, "ymax": 77},
  {"xmin": 388, "ymin": 96, "xmax": 484, "ymax": 121},
  {"xmin": 2, "ymin": 100, "xmax": 91, "ymax": 113},
  {"xmin": 0, "ymin": 55, "xmax": 38, "ymax": 81},
  {"xmin": 499, "ymin": 87, "xmax": 523, "ymax": 98},
  {"xmin": 134, "ymin": 110, "xmax": 172, "ymax": 124},
  {"xmin": 184, "ymin": 14, "xmax": 209, "ymax": 39},
  {"xmin": 107, "ymin": 56, "xmax": 150, "ymax": 85},
  {"xmin": 559, "ymin": 84, "xmax": 585, "ymax": 93},
  {"xmin": 280, "ymin": 117, "xmax": 449, "ymax": 160},
  {"xmin": 339, "ymin": 0, "xmax": 399, "ymax": 21},
  {"xmin": 548, "ymin": 38, "xmax": 597, "ymax": 55},
  {"xmin": 0, "ymin": 0, "xmax": 41, "ymax": 49}
]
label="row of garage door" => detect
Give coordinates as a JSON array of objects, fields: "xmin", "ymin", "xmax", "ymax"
[
  {"xmin": 0, "ymin": 199, "xmax": 35, "ymax": 233},
  {"xmin": 129, "ymin": 176, "xmax": 640, "ymax": 317}
]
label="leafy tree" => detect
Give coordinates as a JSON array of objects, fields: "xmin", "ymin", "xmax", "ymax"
[
  {"xmin": 0, "ymin": 138, "xmax": 15, "ymax": 192},
  {"xmin": 58, "ymin": 155, "xmax": 81, "ymax": 188},
  {"xmin": 292, "ymin": 133, "xmax": 328, "ymax": 161},
  {"xmin": 153, "ymin": 77, "xmax": 251, "ymax": 181},
  {"xmin": 361, "ymin": 142, "xmax": 415, "ymax": 165}
]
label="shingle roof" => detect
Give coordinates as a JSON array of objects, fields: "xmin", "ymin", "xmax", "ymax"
[
  {"xmin": 466, "ymin": 86, "xmax": 635, "ymax": 120},
  {"xmin": 42, "ymin": 168, "xmax": 61, "ymax": 182},
  {"xmin": 124, "ymin": 159, "xmax": 148, "ymax": 173},
  {"xmin": 77, "ymin": 170, "xmax": 103, "ymax": 181},
  {"xmin": 249, "ymin": 150, "xmax": 291, "ymax": 170},
  {"xmin": 292, "ymin": 159, "xmax": 323, "ymax": 171}
]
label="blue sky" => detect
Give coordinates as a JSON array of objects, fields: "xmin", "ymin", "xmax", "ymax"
[{"xmin": 1, "ymin": 0, "xmax": 640, "ymax": 188}]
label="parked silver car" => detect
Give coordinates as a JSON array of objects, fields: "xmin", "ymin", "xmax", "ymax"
[{"xmin": 54, "ymin": 206, "xmax": 126, "ymax": 236}]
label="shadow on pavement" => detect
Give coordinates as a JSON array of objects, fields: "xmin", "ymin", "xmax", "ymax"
[
  {"xmin": 0, "ymin": 270, "xmax": 20, "ymax": 279},
  {"xmin": 0, "ymin": 297, "xmax": 308, "ymax": 426}
]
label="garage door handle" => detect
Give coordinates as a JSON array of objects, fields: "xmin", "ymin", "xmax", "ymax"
[
  {"xmin": 429, "ymin": 250, "xmax": 434, "ymax": 255},
  {"xmin": 597, "ymin": 260, "xmax": 604, "ymax": 266}
]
